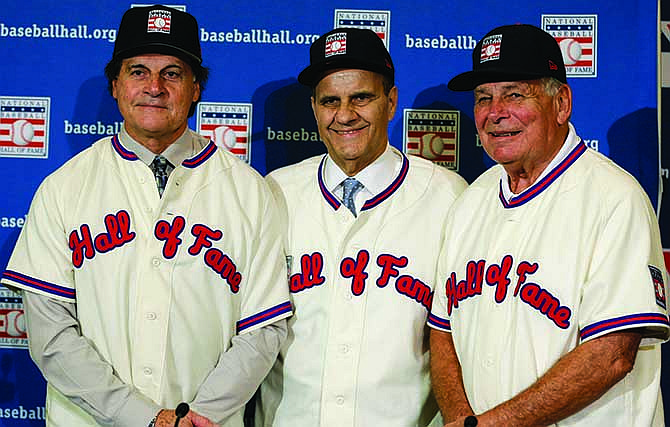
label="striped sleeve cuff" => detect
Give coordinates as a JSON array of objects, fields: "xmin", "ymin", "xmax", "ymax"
[
  {"xmin": 580, "ymin": 312, "xmax": 670, "ymax": 341},
  {"xmin": 237, "ymin": 301, "xmax": 292, "ymax": 334},
  {"xmin": 2, "ymin": 270, "xmax": 75, "ymax": 301},
  {"xmin": 427, "ymin": 313, "xmax": 451, "ymax": 331}
]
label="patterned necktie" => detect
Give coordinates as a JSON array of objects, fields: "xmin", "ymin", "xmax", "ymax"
[
  {"xmin": 342, "ymin": 177, "xmax": 363, "ymax": 217},
  {"xmin": 150, "ymin": 155, "xmax": 170, "ymax": 197}
]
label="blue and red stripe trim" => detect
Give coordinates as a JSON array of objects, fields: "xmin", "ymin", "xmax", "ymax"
[
  {"xmin": 237, "ymin": 301, "xmax": 292, "ymax": 333},
  {"xmin": 182, "ymin": 141, "xmax": 217, "ymax": 168},
  {"xmin": 317, "ymin": 156, "xmax": 342, "ymax": 210},
  {"xmin": 111, "ymin": 135, "xmax": 139, "ymax": 161},
  {"xmin": 317, "ymin": 152, "xmax": 409, "ymax": 212},
  {"xmin": 361, "ymin": 152, "xmax": 409, "ymax": 211},
  {"xmin": 2, "ymin": 270, "xmax": 76, "ymax": 300},
  {"xmin": 427, "ymin": 313, "xmax": 451, "ymax": 331},
  {"xmin": 500, "ymin": 141, "xmax": 587, "ymax": 209},
  {"xmin": 580, "ymin": 312, "xmax": 669, "ymax": 341}
]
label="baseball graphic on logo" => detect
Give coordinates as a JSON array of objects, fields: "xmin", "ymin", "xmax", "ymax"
[
  {"xmin": 559, "ymin": 38, "xmax": 582, "ymax": 65},
  {"xmin": 213, "ymin": 125, "xmax": 237, "ymax": 150},
  {"xmin": 2, "ymin": 310, "xmax": 26, "ymax": 337},
  {"xmin": 155, "ymin": 17, "xmax": 166, "ymax": 29},
  {"xmin": 420, "ymin": 133, "xmax": 444, "ymax": 160},
  {"xmin": 10, "ymin": 119, "xmax": 34, "ymax": 146}
]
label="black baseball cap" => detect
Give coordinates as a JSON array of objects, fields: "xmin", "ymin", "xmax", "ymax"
[
  {"xmin": 448, "ymin": 24, "xmax": 566, "ymax": 91},
  {"xmin": 112, "ymin": 5, "xmax": 202, "ymax": 65},
  {"xmin": 298, "ymin": 28, "xmax": 394, "ymax": 87}
]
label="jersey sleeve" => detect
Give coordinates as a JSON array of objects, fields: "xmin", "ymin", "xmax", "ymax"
[
  {"xmin": 427, "ymin": 215, "xmax": 455, "ymax": 333},
  {"xmin": 235, "ymin": 181, "xmax": 292, "ymax": 335},
  {"xmin": 579, "ymin": 185, "xmax": 669, "ymax": 345},
  {"xmin": 1, "ymin": 176, "xmax": 76, "ymax": 302}
]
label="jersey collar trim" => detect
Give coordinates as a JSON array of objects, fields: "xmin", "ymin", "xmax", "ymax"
[
  {"xmin": 111, "ymin": 135, "xmax": 140, "ymax": 161},
  {"xmin": 361, "ymin": 152, "xmax": 409, "ymax": 211},
  {"xmin": 181, "ymin": 141, "xmax": 217, "ymax": 168},
  {"xmin": 111, "ymin": 134, "xmax": 217, "ymax": 169},
  {"xmin": 317, "ymin": 152, "xmax": 410, "ymax": 212},
  {"xmin": 498, "ymin": 141, "xmax": 587, "ymax": 209}
]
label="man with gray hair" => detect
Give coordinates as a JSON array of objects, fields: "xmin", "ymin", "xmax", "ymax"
[{"xmin": 429, "ymin": 23, "xmax": 669, "ymax": 427}]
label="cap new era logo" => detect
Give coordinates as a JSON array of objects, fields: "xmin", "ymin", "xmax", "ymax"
[
  {"xmin": 325, "ymin": 33, "xmax": 347, "ymax": 57},
  {"xmin": 147, "ymin": 10, "xmax": 171, "ymax": 34},
  {"xmin": 480, "ymin": 34, "xmax": 501, "ymax": 62}
]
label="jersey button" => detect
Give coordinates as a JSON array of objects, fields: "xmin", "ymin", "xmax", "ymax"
[
  {"xmin": 139, "ymin": 176, "xmax": 146, "ymax": 184},
  {"xmin": 143, "ymin": 367, "xmax": 152, "ymax": 376},
  {"xmin": 146, "ymin": 312, "xmax": 157, "ymax": 320},
  {"xmin": 335, "ymin": 396, "xmax": 345, "ymax": 405},
  {"xmin": 339, "ymin": 344, "xmax": 350, "ymax": 354},
  {"xmin": 152, "ymin": 257, "xmax": 161, "ymax": 267}
]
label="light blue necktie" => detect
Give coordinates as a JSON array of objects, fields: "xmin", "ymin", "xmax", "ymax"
[
  {"xmin": 150, "ymin": 155, "xmax": 170, "ymax": 197},
  {"xmin": 342, "ymin": 177, "xmax": 363, "ymax": 217}
]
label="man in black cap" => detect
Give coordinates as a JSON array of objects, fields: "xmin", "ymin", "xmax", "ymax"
[
  {"xmin": 428, "ymin": 23, "xmax": 668, "ymax": 426},
  {"xmin": 1, "ymin": 5, "xmax": 292, "ymax": 427},
  {"xmin": 255, "ymin": 28, "xmax": 467, "ymax": 426}
]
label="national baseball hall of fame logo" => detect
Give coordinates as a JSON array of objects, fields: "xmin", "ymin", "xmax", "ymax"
[
  {"xmin": 542, "ymin": 14, "xmax": 598, "ymax": 78},
  {"xmin": 197, "ymin": 102, "xmax": 252, "ymax": 164},
  {"xmin": 0, "ymin": 96, "xmax": 50, "ymax": 159},
  {"xmin": 334, "ymin": 9, "xmax": 391, "ymax": 49},
  {"xmin": 403, "ymin": 109, "xmax": 459, "ymax": 171},
  {"xmin": 0, "ymin": 287, "xmax": 27, "ymax": 349}
]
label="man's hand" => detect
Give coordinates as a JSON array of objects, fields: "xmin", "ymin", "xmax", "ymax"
[
  {"xmin": 154, "ymin": 408, "xmax": 217, "ymax": 426},
  {"xmin": 188, "ymin": 410, "xmax": 218, "ymax": 427}
]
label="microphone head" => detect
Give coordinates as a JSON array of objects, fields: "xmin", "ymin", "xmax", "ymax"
[{"xmin": 175, "ymin": 402, "xmax": 190, "ymax": 418}]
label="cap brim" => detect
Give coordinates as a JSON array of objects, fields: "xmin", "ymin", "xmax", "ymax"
[
  {"xmin": 447, "ymin": 69, "xmax": 553, "ymax": 91},
  {"xmin": 114, "ymin": 43, "xmax": 202, "ymax": 65},
  {"xmin": 298, "ymin": 58, "xmax": 393, "ymax": 87}
]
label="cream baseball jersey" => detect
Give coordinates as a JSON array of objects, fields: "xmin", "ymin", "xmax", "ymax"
[
  {"xmin": 429, "ymin": 126, "xmax": 670, "ymax": 426},
  {"xmin": 257, "ymin": 148, "xmax": 468, "ymax": 427},
  {"xmin": 1, "ymin": 132, "xmax": 292, "ymax": 426}
]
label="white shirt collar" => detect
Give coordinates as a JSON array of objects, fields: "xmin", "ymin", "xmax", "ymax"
[
  {"xmin": 323, "ymin": 144, "xmax": 402, "ymax": 197},
  {"xmin": 118, "ymin": 125, "xmax": 207, "ymax": 168}
]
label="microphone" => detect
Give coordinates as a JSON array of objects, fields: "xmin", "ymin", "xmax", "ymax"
[{"xmin": 174, "ymin": 402, "xmax": 189, "ymax": 427}]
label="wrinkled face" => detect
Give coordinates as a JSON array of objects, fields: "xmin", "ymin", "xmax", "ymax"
[
  {"xmin": 112, "ymin": 54, "xmax": 200, "ymax": 148},
  {"xmin": 473, "ymin": 80, "xmax": 563, "ymax": 168},
  {"xmin": 311, "ymin": 69, "xmax": 397, "ymax": 175}
]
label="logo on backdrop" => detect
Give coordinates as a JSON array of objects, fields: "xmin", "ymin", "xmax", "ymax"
[
  {"xmin": 0, "ymin": 96, "xmax": 50, "ymax": 159},
  {"xmin": 197, "ymin": 102, "xmax": 252, "ymax": 164},
  {"xmin": 334, "ymin": 9, "xmax": 391, "ymax": 49},
  {"xmin": 0, "ymin": 287, "xmax": 27, "ymax": 349},
  {"xmin": 542, "ymin": 14, "xmax": 598, "ymax": 78},
  {"xmin": 403, "ymin": 109, "xmax": 460, "ymax": 171}
]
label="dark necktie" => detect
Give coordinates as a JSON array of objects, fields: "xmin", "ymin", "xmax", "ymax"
[{"xmin": 150, "ymin": 155, "xmax": 170, "ymax": 197}]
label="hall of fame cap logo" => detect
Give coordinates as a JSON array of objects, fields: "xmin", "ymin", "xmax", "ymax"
[
  {"xmin": 0, "ymin": 287, "xmax": 27, "ymax": 349},
  {"xmin": 325, "ymin": 32, "xmax": 347, "ymax": 58},
  {"xmin": 542, "ymin": 14, "xmax": 598, "ymax": 78},
  {"xmin": 480, "ymin": 34, "xmax": 502, "ymax": 63},
  {"xmin": 0, "ymin": 96, "xmax": 50, "ymax": 159},
  {"xmin": 403, "ymin": 109, "xmax": 460, "ymax": 171},
  {"xmin": 197, "ymin": 102, "xmax": 253, "ymax": 164},
  {"xmin": 147, "ymin": 9, "xmax": 172, "ymax": 33},
  {"xmin": 334, "ymin": 9, "xmax": 391, "ymax": 49}
]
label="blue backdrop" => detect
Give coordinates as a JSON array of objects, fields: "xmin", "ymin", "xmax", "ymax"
[{"xmin": 0, "ymin": 1, "xmax": 665, "ymax": 424}]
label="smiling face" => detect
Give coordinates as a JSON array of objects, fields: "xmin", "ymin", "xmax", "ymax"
[
  {"xmin": 473, "ymin": 79, "xmax": 571, "ymax": 179},
  {"xmin": 112, "ymin": 54, "xmax": 200, "ymax": 153},
  {"xmin": 311, "ymin": 69, "xmax": 397, "ymax": 176}
]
